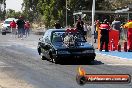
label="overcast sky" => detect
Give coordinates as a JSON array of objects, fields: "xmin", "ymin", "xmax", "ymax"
[{"xmin": 6, "ymin": 0, "xmax": 23, "ymax": 12}]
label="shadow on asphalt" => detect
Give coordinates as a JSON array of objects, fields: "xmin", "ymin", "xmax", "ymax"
[
  {"xmin": 41, "ymin": 57, "xmax": 104, "ymax": 65},
  {"xmin": 59, "ymin": 59, "xmax": 104, "ymax": 65}
]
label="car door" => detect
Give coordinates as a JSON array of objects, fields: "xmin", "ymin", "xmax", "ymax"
[
  {"xmin": 43, "ymin": 36, "xmax": 52, "ymax": 59},
  {"xmin": 40, "ymin": 31, "xmax": 52, "ymax": 59}
]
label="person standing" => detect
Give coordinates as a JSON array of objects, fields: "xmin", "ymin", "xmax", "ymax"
[
  {"xmin": 111, "ymin": 18, "xmax": 121, "ymax": 39},
  {"xmin": 16, "ymin": 16, "xmax": 25, "ymax": 39},
  {"xmin": 10, "ymin": 20, "xmax": 17, "ymax": 37},
  {"xmin": 99, "ymin": 21, "xmax": 110, "ymax": 52},
  {"xmin": 124, "ymin": 20, "xmax": 132, "ymax": 52},
  {"xmin": 87, "ymin": 24, "xmax": 91, "ymax": 37},
  {"xmin": 83, "ymin": 22, "xmax": 88, "ymax": 39},
  {"xmin": 24, "ymin": 21, "xmax": 30, "ymax": 37},
  {"xmin": 76, "ymin": 17, "xmax": 84, "ymax": 35},
  {"xmin": 94, "ymin": 20, "xmax": 100, "ymax": 43},
  {"xmin": 54, "ymin": 21, "xmax": 61, "ymax": 29}
]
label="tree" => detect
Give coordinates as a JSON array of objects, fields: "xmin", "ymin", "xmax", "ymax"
[
  {"xmin": 0, "ymin": 0, "xmax": 6, "ymax": 20},
  {"xmin": 22, "ymin": 0, "xmax": 132, "ymax": 27},
  {"xmin": 111, "ymin": 0, "xmax": 132, "ymax": 9},
  {"xmin": 5, "ymin": 9, "xmax": 22, "ymax": 19}
]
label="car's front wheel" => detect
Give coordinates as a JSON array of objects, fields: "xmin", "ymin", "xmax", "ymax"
[
  {"xmin": 41, "ymin": 55, "xmax": 47, "ymax": 60},
  {"xmin": 37, "ymin": 47, "xmax": 41, "ymax": 55},
  {"xmin": 87, "ymin": 56, "xmax": 95, "ymax": 62},
  {"xmin": 38, "ymin": 47, "xmax": 47, "ymax": 60},
  {"xmin": 50, "ymin": 54, "xmax": 60, "ymax": 64}
]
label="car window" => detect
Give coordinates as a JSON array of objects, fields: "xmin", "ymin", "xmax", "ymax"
[
  {"xmin": 75, "ymin": 34, "xmax": 86, "ymax": 42},
  {"xmin": 51, "ymin": 32, "xmax": 64, "ymax": 42},
  {"xmin": 43, "ymin": 31, "xmax": 50, "ymax": 39},
  {"xmin": 4, "ymin": 21, "xmax": 12, "ymax": 24},
  {"xmin": 42, "ymin": 30, "xmax": 51, "ymax": 43},
  {"xmin": 51, "ymin": 31, "xmax": 86, "ymax": 43}
]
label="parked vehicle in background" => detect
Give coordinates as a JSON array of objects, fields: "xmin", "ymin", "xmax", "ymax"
[{"xmin": 1, "ymin": 18, "xmax": 18, "ymax": 33}]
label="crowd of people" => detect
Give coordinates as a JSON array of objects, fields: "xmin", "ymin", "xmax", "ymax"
[
  {"xmin": 10, "ymin": 16, "xmax": 30, "ymax": 40},
  {"xmin": 73, "ymin": 16, "xmax": 132, "ymax": 52},
  {"xmin": 9, "ymin": 15, "xmax": 131, "ymax": 52}
]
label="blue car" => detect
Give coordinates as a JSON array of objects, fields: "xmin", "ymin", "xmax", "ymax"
[{"xmin": 37, "ymin": 29, "xmax": 96, "ymax": 64}]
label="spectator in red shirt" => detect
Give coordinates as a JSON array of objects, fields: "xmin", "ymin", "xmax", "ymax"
[
  {"xmin": 24, "ymin": 21, "xmax": 30, "ymax": 37},
  {"xmin": 10, "ymin": 20, "xmax": 17, "ymax": 37},
  {"xmin": 99, "ymin": 19, "xmax": 110, "ymax": 52}
]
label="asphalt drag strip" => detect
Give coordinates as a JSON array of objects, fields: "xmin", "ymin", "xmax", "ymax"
[
  {"xmin": 0, "ymin": 44, "xmax": 132, "ymax": 88},
  {"xmin": 0, "ymin": 34, "xmax": 132, "ymax": 88}
]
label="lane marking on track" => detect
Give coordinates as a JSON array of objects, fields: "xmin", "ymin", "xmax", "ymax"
[
  {"xmin": 106, "ymin": 64, "xmax": 132, "ymax": 66},
  {"xmin": 0, "ymin": 41, "xmax": 37, "ymax": 50},
  {"xmin": 0, "ymin": 61, "xmax": 6, "ymax": 64},
  {"xmin": 0, "ymin": 45, "xmax": 13, "ymax": 47},
  {"xmin": 11, "ymin": 42, "xmax": 37, "ymax": 50},
  {"xmin": 0, "ymin": 65, "xmax": 13, "ymax": 67},
  {"xmin": 96, "ymin": 52, "xmax": 132, "ymax": 60},
  {"xmin": 0, "ymin": 61, "xmax": 13, "ymax": 68},
  {"xmin": 0, "ymin": 42, "xmax": 17, "ymax": 47}
]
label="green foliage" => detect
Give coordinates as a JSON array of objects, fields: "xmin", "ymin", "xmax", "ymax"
[
  {"xmin": 21, "ymin": 0, "xmax": 90, "ymax": 27},
  {"xmin": 111, "ymin": 0, "xmax": 132, "ymax": 9},
  {"xmin": 21, "ymin": 0, "xmax": 132, "ymax": 28},
  {"xmin": 0, "ymin": 0, "xmax": 6, "ymax": 20},
  {"xmin": 5, "ymin": 9, "xmax": 22, "ymax": 19},
  {"xmin": 1, "ymin": 0, "xmax": 132, "ymax": 25}
]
